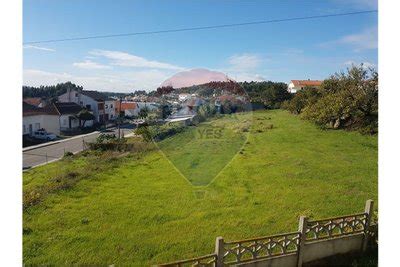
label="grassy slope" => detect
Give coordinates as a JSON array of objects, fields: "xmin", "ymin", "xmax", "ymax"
[
  {"xmin": 158, "ymin": 113, "xmax": 250, "ymax": 186},
  {"xmin": 23, "ymin": 110, "xmax": 377, "ymax": 265}
]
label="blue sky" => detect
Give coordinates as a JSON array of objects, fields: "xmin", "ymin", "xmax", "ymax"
[{"xmin": 23, "ymin": 0, "xmax": 377, "ymax": 92}]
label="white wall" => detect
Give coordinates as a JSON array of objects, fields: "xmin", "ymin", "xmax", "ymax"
[
  {"xmin": 125, "ymin": 108, "xmax": 139, "ymax": 117},
  {"xmin": 58, "ymin": 90, "xmax": 101, "ymax": 122},
  {"xmin": 288, "ymin": 82, "xmax": 300, "ymax": 93},
  {"xmin": 59, "ymin": 114, "xmax": 93, "ymax": 130},
  {"xmin": 23, "ymin": 115, "xmax": 60, "ymax": 135},
  {"xmin": 105, "ymin": 100, "xmax": 116, "ymax": 120}
]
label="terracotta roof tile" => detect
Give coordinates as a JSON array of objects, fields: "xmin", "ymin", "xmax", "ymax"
[
  {"xmin": 291, "ymin": 80, "xmax": 322, "ymax": 87},
  {"xmin": 23, "ymin": 102, "xmax": 59, "ymax": 116},
  {"xmin": 23, "ymin": 97, "xmax": 42, "ymax": 107}
]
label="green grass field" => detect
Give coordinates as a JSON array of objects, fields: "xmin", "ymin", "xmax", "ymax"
[
  {"xmin": 23, "ymin": 110, "xmax": 377, "ymax": 265},
  {"xmin": 158, "ymin": 113, "xmax": 251, "ymax": 185}
]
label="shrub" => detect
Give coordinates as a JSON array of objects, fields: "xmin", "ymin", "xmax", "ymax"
[
  {"xmin": 134, "ymin": 125, "xmax": 153, "ymax": 142},
  {"xmin": 283, "ymin": 86, "xmax": 320, "ymax": 114},
  {"xmin": 23, "ymin": 227, "xmax": 33, "ymax": 235},
  {"xmin": 63, "ymin": 151, "xmax": 74, "ymax": 157},
  {"xmin": 96, "ymin": 133, "xmax": 117, "ymax": 143},
  {"xmin": 23, "ymin": 190, "xmax": 42, "ymax": 209},
  {"xmin": 283, "ymin": 65, "xmax": 378, "ymax": 134},
  {"xmin": 134, "ymin": 123, "xmax": 186, "ymax": 142}
]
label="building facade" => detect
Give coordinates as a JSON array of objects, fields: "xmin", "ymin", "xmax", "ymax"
[
  {"xmin": 58, "ymin": 89, "xmax": 115, "ymax": 123},
  {"xmin": 23, "ymin": 102, "xmax": 60, "ymax": 135},
  {"xmin": 288, "ymin": 80, "xmax": 322, "ymax": 93}
]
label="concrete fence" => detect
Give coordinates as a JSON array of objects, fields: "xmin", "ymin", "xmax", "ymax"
[{"xmin": 158, "ymin": 199, "xmax": 376, "ymax": 267}]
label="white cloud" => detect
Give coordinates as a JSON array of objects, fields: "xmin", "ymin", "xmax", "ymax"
[
  {"xmin": 24, "ymin": 69, "xmax": 72, "ymax": 85},
  {"xmin": 23, "ymin": 68, "xmax": 175, "ymax": 92},
  {"xmin": 321, "ymin": 27, "xmax": 377, "ymax": 51},
  {"xmin": 89, "ymin": 49, "xmax": 184, "ymax": 70},
  {"xmin": 23, "ymin": 45, "xmax": 55, "ymax": 52},
  {"xmin": 227, "ymin": 72, "xmax": 266, "ymax": 82},
  {"xmin": 24, "ymin": 50, "xmax": 187, "ymax": 92},
  {"xmin": 344, "ymin": 60, "xmax": 375, "ymax": 68},
  {"xmin": 73, "ymin": 60, "xmax": 111, "ymax": 70},
  {"xmin": 228, "ymin": 53, "xmax": 263, "ymax": 71},
  {"xmin": 213, "ymin": 53, "xmax": 268, "ymax": 82},
  {"xmin": 339, "ymin": 27, "xmax": 377, "ymax": 51}
]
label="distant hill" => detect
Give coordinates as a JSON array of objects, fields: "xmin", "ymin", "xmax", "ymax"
[{"xmin": 160, "ymin": 68, "xmax": 230, "ymax": 89}]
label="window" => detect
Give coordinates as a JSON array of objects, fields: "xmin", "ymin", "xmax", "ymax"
[
  {"xmin": 80, "ymin": 101, "xmax": 83, "ymax": 105},
  {"xmin": 105, "ymin": 104, "xmax": 108, "ymax": 109},
  {"xmin": 110, "ymin": 104, "xmax": 113, "ymax": 108},
  {"xmin": 34, "ymin": 123, "xmax": 40, "ymax": 130},
  {"xmin": 63, "ymin": 118, "xmax": 68, "ymax": 126},
  {"xmin": 86, "ymin": 104, "xmax": 91, "ymax": 110},
  {"xmin": 75, "ymin": 93, "xmax": 79, "ymax": 97}
]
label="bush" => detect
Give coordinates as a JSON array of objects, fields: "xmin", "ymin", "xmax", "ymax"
[
  {"xmin": 63, "ymin": 151, "xmax": 74, "ymax": 157},
  {"xmin": 283, "ymin": 86, "xmax": 320, "ymax": 114},
  {"xmin": 96, "ymin": 133, "xmax": 117, "ymax": 143},
  {"xmin": 134, "ymin": 122, "xmax": 186, "ymax": 142},
  {"xmin": 283, "ymin": 65, "xmax": 378, "ymax": 134},
  {"xmin": 241, "ymin": 81, "xmax": 291, "ymax": 108}
]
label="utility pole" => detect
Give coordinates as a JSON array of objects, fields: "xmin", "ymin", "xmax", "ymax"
[{"xmin": 118, "ymin": 97, "xmax": 122, "ymax": 139}]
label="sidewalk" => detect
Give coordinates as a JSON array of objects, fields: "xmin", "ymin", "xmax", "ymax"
[{"xmin": 23, "ymin": 131, "xmax": 100, "ymax": 152}]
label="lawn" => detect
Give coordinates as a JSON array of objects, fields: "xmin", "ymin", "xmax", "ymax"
[
  {"xmin": 158, "ymin": 113, "xmax": 251, "ymax": 186},
  {"xmin": 23, "ymin": 110, "xmax": 378, "ymax": 265}
]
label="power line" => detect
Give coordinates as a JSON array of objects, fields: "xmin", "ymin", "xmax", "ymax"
[{"xmin": 23, "ymin": 10, "xmax": 377, "ymax": 45}]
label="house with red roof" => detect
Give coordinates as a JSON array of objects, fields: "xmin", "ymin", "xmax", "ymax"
[
  {"xmin": 58, "ymin": 89, "xmax": 116, "ymax": 123},
  {"xmin": 23, "ymin": 97, "xmax": 45, "ymax": 107},
  {"xmin": 23, "ymin": 102, "xmax": 60, "ymax": 136},
  {"xmin": 288, "ymin": 79, "xmax": 323, "ymax": 93},
  {"xmin": 23, "ymin": 101, "xmax": 94, "ymax": 136}
]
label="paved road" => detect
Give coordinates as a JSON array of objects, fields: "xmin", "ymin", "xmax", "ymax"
[{"xmin": 23, "ymin": 125, "xmax": 135, "ymax": 169}]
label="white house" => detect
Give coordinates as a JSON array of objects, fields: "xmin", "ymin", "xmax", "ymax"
[
  {"xmin": 58, "ymin": 89, "xmax": 115, "ymax": 123},
  {"xmin": 23, "ymin": 101, "xmax": 95, "ymax": 137},
  {"xmin": 53, "ymin": 102, "xmax": 94, "ymax": 132},
  {"xmin": 178, "ymin": 93, "xmax": 190, "ymax": 102},
  {"xmin": 104, "ymin": 100, "xmax": 116, "ymax": 120},
  {"xmin": 288, "ymin": 80, "xmax": 322, "ymax": 93},
  {"xmin": 23, "ymin": 102, "xmax": 60, "ymax": 136},
  {"xmin": 125, "ymin": 102, "xmax": 159, "ymax": 117}
]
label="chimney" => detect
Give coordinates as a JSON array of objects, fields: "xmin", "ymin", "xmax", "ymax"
[{"xmin": 67, "ymin": 88, "xmax": 72, "ymax": 102}]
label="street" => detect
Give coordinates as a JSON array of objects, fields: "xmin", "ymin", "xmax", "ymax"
[{"xmin": 23, "ymin": 124, "xmax": 135, "ymax": 169}]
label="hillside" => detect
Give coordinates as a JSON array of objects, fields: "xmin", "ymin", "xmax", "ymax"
[{"xmin": 23, "ymin": 110, "xmax": 377, "ymax": 265}]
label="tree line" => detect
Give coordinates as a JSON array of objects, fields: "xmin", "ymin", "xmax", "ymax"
[{"xmin": 23, "ymin": 82, "xmax": 83, "ymax": 99}]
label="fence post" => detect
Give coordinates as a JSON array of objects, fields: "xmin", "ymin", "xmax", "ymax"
[
  {"xmin": 297, "ymin": 216, "xmax": 308, "ymax": 267},
  {"xmin": 362, "ymin": 199, "xmax": 374, "ymax": 252},
  {"xmin": 215, "ymin": 236, "xmax": 224, "ymax": 267}
]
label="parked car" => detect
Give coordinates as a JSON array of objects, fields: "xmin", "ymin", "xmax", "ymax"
[
  {"xmin": 133, "ymin": 119, "xmax": 145, "ymax": 125},
  {"xmin": 32, "ymin": 129, "xmax": 57, "ymax": 141}
]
